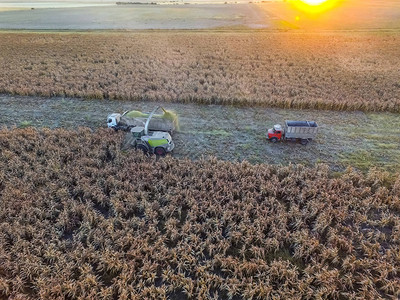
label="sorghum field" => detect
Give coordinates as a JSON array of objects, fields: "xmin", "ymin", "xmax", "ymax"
[
  {"xmin": 0, "ymin": 128, "xmax": 399, "ymax": 299},
  {"xmin": 1, "ymin": 31, "xmax": 400, "ymax": 112}
]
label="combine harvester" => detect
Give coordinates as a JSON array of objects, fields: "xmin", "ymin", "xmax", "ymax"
[
  {"xmin": 267, "ymin": 120, "xmax": 318, "ymax": 145},
  {"xmin": 107, "ymin": 106, "xmax": 178, "ymax": 156}
]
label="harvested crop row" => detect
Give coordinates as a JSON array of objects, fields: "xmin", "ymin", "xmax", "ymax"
[
  {"xmin": 0, "ymin": 31, "xmax": 399, "ymax": 112},
  {"xmin": 0, "ymin": 128, "xmax": 399, "ymax": 299}
]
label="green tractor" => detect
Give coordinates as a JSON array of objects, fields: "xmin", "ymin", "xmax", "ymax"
[{"xmin": 130, "ymin": 107, "xmax": 175, "ymax": 156}]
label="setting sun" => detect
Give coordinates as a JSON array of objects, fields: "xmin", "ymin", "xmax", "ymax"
[
  {"xmin": 300, "ymin": 0, "xmax": 328, "ymax": 5},
  {"xmin": 291, "ymin": 0, "xmax": 339, "ymax": 14}
]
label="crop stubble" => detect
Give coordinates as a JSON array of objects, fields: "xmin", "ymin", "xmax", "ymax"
[{"xmin": 2, "ymin": 95, "xmax": 400, "ymax": 173}]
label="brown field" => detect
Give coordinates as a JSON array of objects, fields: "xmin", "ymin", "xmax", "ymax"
[
  {"xmin": 1, "ymin": 2, "xmax": 400, "ymax": 299},
  {"xmin": 0, "ymin": 8, "xmax": 29, "ymax": 12},
  {"xmin": 1, "ymin": 31, "xmax": 400, "ymax": 112},
  {"xmin": 0, "ymin": 128, "xmax": 399, "ymax": 299}
]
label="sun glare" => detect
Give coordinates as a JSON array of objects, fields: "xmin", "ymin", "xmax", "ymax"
[
  {"xmin": 300, "ymin": 0, "xmax": 328, "ymax": 6},
  {"xmin": 292, "ymin": 0, "xmax": 339, "ymax": 14}
]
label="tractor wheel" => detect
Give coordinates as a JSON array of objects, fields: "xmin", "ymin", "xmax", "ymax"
[
  {"xmin": 301, "ymin": 139, "xmax": 309, "ymax": 145},
  {"xmin": 155, "ymin": 147, "xmax": 166, "ymax": 157},
  {"xmin": 136, "ymin": 143, "xmax": 149, "ymax": 154},
  {"xmin": 270, "ymin": 137, "xmax": 278, "ymax": 143}
]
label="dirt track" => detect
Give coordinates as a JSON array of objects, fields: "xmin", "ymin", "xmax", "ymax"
[{"xmin": 1, "ymin": 95, "xmax": 399, "ymax": 172}]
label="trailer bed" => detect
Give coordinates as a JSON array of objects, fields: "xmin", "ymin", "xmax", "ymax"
[
  {"xmin": 284, "ymin": 120, "xmax": 318, "ymax": 140},
  {"xmin": 120, "ymin": 116, "xmax": 175, "ymax": 133}
]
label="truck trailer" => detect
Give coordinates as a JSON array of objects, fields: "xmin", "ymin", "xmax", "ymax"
[
  {"xmin": 267, "ymin": 120, "xmax": 318, "ymax": 145},
  {"xmin": 107, "ymin": 107, "xmax": 177, "ymax": 133}
]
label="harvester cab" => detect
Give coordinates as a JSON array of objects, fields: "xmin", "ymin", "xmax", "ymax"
[
  {"xmin": 267, "ymin": 124, "xmax": 284, "ymax": 143},
  {"xmin": 131, "ymin": 126, "xmax": 145, "ymax": 138}
]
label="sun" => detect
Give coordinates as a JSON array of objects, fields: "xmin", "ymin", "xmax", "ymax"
[
  {"xmin": 291, "ymin": 0, "xmax": 339, "ymax": 14},
  {"xmin": 300, "ymin": 0, "xmax": 328, "ymax": 5}
]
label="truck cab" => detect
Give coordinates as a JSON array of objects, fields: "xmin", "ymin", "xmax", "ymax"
[
  {"xmin": 107, "ymin": 113, "xmax": 121, "ymax": 128},
  {"xmin": 267, "ymin": 124, "xmax": 283, "ymax": 142}
]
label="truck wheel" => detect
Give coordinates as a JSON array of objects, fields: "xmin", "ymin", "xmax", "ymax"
[
  {"xmin": 137, "ymin": 143, "xmax": 149, "ymax": 154},
  {"xmin": 155, "ymin": 147, "xmax": 166, "ymax": 157},
  {"xmin": 301, "ymin": 139, "xmax": 309, "ymax": 145},
  {"xmin": 270, "ymin": 137, "xmax": 278, "ymax": 143}
]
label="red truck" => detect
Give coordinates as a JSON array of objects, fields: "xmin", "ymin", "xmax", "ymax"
[{"xmin": 267, "ymin": 120, "xmax": 318, "ymax": 145}]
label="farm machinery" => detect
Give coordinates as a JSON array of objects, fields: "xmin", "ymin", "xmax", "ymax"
[
  {"xmin": 108, "ymin": 106, "xmax": 176, "ymax": 156},
  {"xmin": 267, "ymin": 120, "xmax": 318, "ymax": 145}
]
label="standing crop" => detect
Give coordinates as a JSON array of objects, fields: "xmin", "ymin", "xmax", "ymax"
[
  {"xmin": 0, "ymin": 127, "xmax": 399, "ymax": 299},
  {"xmin": 0, "ymin": 32, "xmax": 399, "ymax": 112}
]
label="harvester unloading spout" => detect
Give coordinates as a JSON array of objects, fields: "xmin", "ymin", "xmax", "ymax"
[{"xmin": 144, "ymin": 106, "xmax": 162, "ymax": 136}]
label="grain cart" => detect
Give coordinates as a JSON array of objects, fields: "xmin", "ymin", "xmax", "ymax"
[
  {"xmin": 267, "ymin": 121, "xmax": 318, "ymax": 145},
  {"xmin": 107, "ymin": 107, "xmax": 177, "ymax": 133},
  {"xmin": 129, "ymin": 107, "xmax": 175, "ymax": 156}
]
